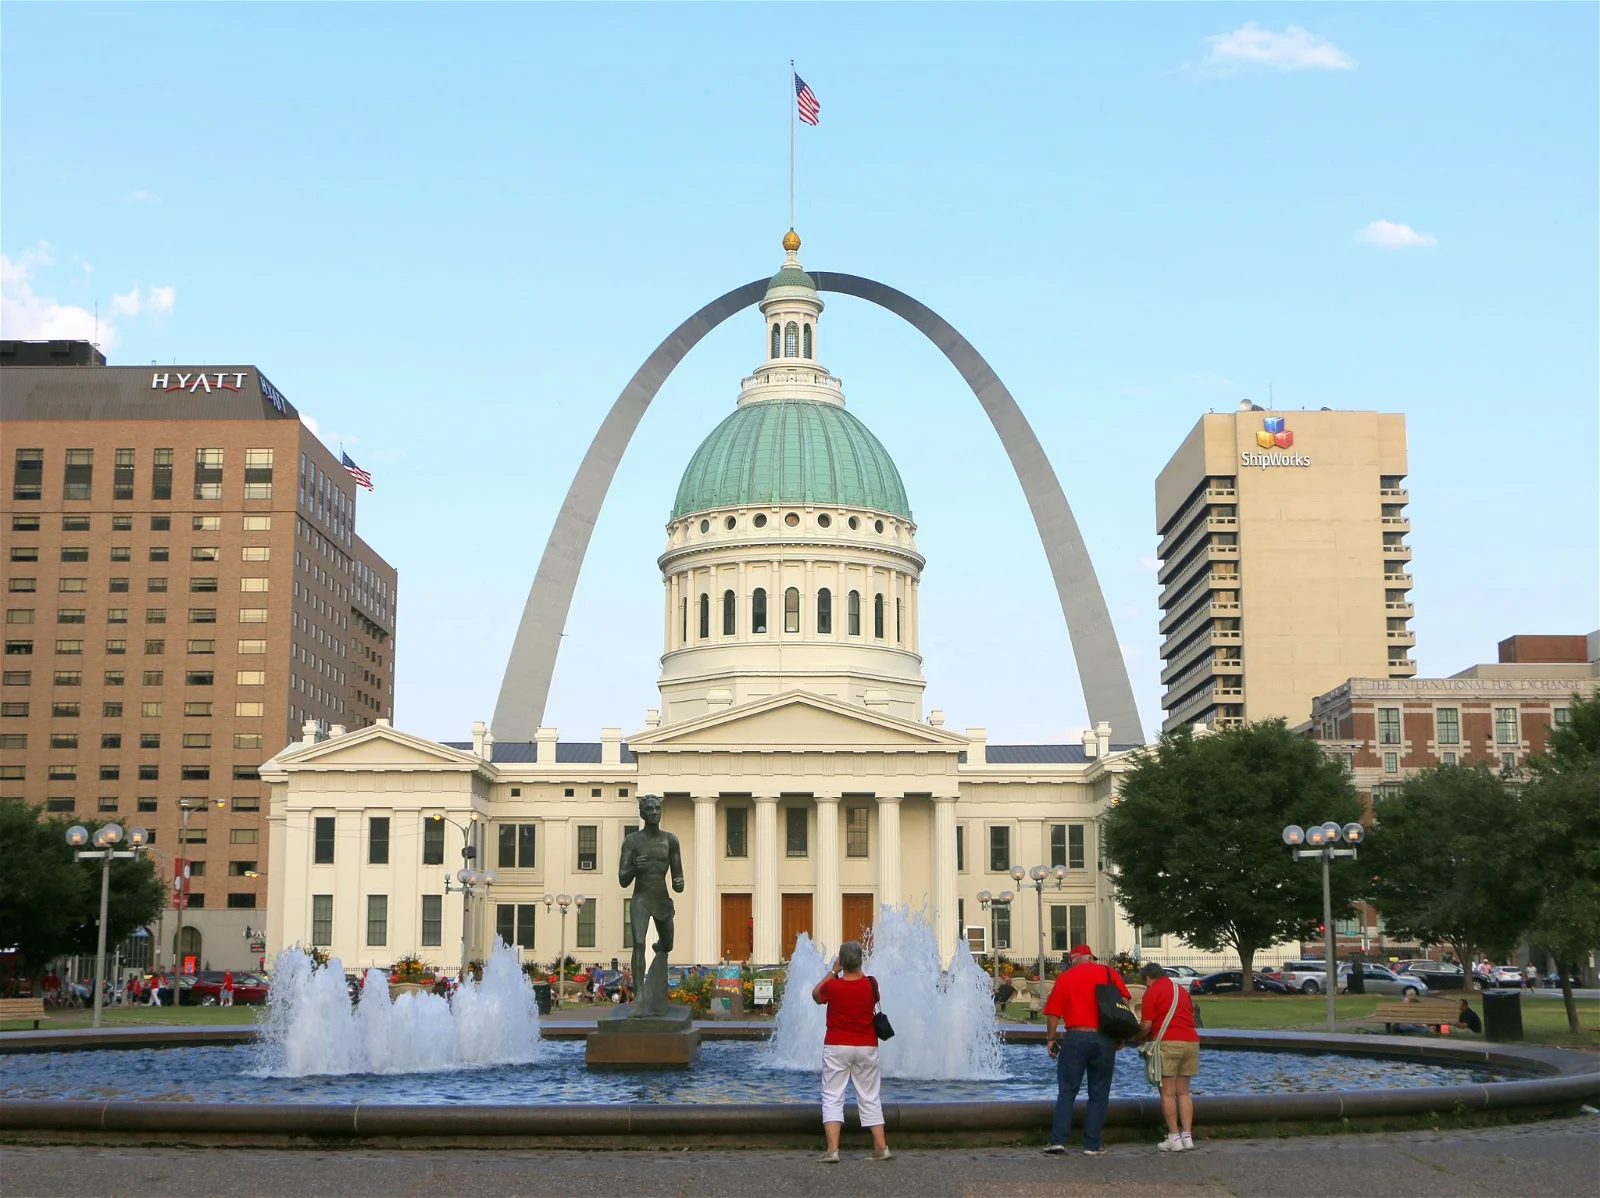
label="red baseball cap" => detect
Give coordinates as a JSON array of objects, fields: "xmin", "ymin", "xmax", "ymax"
[{"xmin": 1070, "ymin": 944, "xmax": 1095, "ymax": 958}]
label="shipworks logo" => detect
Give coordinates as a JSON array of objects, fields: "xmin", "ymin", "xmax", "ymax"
[{"xmin": 1241, "ymin": 416, "xmax": 1310, "ymax": 469}]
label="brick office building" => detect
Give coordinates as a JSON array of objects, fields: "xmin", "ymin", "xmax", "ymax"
[{"xmin": 1, "ymin": 340, "xmax": 398, "ymax": 969}]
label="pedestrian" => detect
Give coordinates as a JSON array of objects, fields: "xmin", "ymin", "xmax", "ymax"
[
  {"xmin": 1522, "ymin": 961, "xmax": 1538, "ymax": 991},
  {"xmin": 148, "ymin": 973, "xmax": 164, "ymax": 1007},
  {"xmin": 1138, "ymin": 961, "xmax": 1198, "ymax": 1152},
  {"xmin": 619, "ymin": 966, "xmax": 634, "ymax": 1005},
  {"xmin": 221, "ymin": 970, "xmax": 235, "ymax": 1007},
  {"xmin": 810, "ymin": 940, "xmax": 890, "ymax": 1164},
  {"xmin": 1455, "ymin": 999, "xmax": 1482, "ymax": 1034},
  {"xmin": 1042, "ymin": 943, "xmax": 1132, "ymax": 1156}
]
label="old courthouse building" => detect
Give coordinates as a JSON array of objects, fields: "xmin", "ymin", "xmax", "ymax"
[
  {"xmin": 263, "ymin": 235, "xmax": 1148, "ymax": 973},
  {"xmin": 1, "ymin": 340, "xmax": 398, "ymax": 969}
]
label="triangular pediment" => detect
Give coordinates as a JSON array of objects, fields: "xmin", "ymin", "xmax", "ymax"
[
  {"xmin": 629, "ymin": 691, "xmax": 969, "ymax": 752},
  {"xmin": 263, "ymin": 724, "xmax": 486, "ymax": 773}
]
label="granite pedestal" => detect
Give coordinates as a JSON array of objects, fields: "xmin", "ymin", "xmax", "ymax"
[{"xmin": 584, "ymin": 1004, "xmax": 701, "ymax": 1069}]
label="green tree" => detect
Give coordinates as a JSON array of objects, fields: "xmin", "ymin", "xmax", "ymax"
[
  {"xmin": 0, "ymin": 800, "xmax": 165, "ymax": 994},
  {"xmin": 1102, "ymin": 721, "xmax": 1364, "ymax": 992},
  {"xmin": 1522, "ymin": 693, "xmax": 1600, "ymax": 1034},
  {"xmin": 1363, "ymin": 765, "xmax": 1540, "ymax": 975}
]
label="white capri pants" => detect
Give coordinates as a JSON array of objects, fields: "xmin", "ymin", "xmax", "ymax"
[{"xmin": 821, "ymin": 1043, "xmax": 884, "ymax": 1127}]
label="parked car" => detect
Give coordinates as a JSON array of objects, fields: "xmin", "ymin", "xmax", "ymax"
[
  {"xmin": 1481, "ymin": 964, "xmax": 1527, "ymax": 989},
  {"xmin": 1337, "ymin": 964, "xmax": 1429, "ymax": 997},
  {"xmin": 187, "ymin": 971, "xmax": 269, "ymax": 1006},
  {"xmin": 1161, "ymin": 965, "xmax": 1201, "ymax": 980},
  {"xmin": 1193, "ymin": 970, "xmax": 1293, "ymax": 995},
  {"xmin": 1543, "ymin": 969, "xmax": 1586, "ymax": 990},
  {"xmin": 1266, "ymin": 961, "xmax": 1339, "ymax": 995},
  {"xmin": 1395, "ymin": 962, "xmax": 1465, "ymax": 991}
]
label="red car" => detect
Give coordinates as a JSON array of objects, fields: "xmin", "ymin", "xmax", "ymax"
[{"xmin": 185, "ymin": 971, "xmax": 269, "ymax": 1005}]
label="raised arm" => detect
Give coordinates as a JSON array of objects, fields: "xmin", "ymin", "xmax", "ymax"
[{"xmin": 668, "ymin": 832, "xmax": 685, "ymax": 892}]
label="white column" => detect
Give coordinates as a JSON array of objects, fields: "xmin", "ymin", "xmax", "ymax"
[
  {"xmin": 876, "ymin": 796, "xmax": 902, "ymax": 911},
  {"xmin": 931, "ymin": 795, "xmax": 959, "ymax": 959},
  {"xmin": 753, "ymin": 796, "xmax": 780, "ymax": 963},
  {"xmin": 814, "ymin": 796, "xmax": 840, "ymax": 955},
  {"xmin": 692, "ymin": 796, "xmax": 718, "ymax": 963}
]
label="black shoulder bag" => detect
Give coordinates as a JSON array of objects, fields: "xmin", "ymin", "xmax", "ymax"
[
  {"xmin": 1097, "ymin": 965, "xmax": 1140, "ymax": 1041},
  {"xmin": 869, "ymin": 976, "xmax": 895, "ymax": 1041}
]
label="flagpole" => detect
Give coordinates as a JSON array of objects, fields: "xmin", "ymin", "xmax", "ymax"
[{"xmin": 789, "ymin": 59, "xmax": 795, "ymax": 230}]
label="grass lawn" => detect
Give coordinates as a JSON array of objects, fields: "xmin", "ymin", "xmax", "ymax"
[
  {"xmin": 1191, "ymin": 993, "xmax": 1600, "ymax": 1048},
  {"xmin": 1, "ymin": 1004, "xmax": 264, "ymax": 1032}
]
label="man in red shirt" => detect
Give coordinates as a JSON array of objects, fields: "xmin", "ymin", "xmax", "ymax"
[
  {"xmin": 1041, "ymin": 943, "xmax": 1131, "ymax": 1155},
  {"xmin": 1138, "ymin": 961, "xmax": 1199, "ymax": 1151}
]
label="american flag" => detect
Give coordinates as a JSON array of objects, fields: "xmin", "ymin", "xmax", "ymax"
[
  {"xmin": 795, "ymin": 73, "xmax": 819, "ymax": 125},
  {"xmin": 341, "ymin": 452, "xmax": 374, "ymax": 490}
]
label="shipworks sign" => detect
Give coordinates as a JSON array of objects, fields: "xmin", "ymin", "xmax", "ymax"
[{"xmin": 1241, "ymin": 417, "xmax": 1310, "ymax": 469}]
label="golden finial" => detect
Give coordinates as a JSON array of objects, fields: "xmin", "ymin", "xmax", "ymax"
[{"xmin": 782, "ymin": 228, "xmax": 801, "ymax": 252}]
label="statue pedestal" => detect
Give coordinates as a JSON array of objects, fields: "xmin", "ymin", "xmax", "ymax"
[{"xmin": 584, "ymin": 1003, "xmax": 701, "ymax": 1069}]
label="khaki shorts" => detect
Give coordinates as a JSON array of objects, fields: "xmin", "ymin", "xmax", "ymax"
[{"xmin": 1159, "ymin": 1040, "xmax": 1200, "ymax": 1077}]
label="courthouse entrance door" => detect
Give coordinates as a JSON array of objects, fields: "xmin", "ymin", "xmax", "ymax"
[
  {"xmin": 781, "ymin": 893, "xmax": 814, "ymax": 959},
  {"xmin": 841, "ymin": 893, "xmax": 875, "ymax": 948},
  {"xmin": 720, "ymin": 893, "xmax": 753, "ymax": 961}
]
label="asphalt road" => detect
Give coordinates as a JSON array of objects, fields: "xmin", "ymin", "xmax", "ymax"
[{"xmin": 3, "ymin": 1120, "xmax": 1597, "ymax": 1198}]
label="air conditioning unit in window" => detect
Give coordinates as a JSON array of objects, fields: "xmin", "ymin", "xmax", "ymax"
[{"xmin": 965, "ymin": 926, "xmax": 987, "ymax": 956}]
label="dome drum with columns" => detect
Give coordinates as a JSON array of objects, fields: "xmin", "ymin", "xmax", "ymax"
[{"xmin": 261, "ymin": 233, "xmax": 1178, "ymax": 977}]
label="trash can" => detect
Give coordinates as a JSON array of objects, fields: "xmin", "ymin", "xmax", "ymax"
[
  {"xmin": 532, "ymin": 981, "xmax": 552, "ymax": 1016},
  {"xmin": 1481, "ymin": 989, "xmax": 1523, "ymax": 1041}
]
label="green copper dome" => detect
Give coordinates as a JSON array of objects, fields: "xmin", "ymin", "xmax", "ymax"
[
  {"xmin": 672, "ymin": 398, "xmax": 912, "ymax": 520},
  {"xmin": 767, "ymin": 265, "xmax": 816, "ymax": 292}
]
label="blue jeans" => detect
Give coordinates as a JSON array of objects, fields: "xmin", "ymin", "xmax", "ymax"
[{"xmin": 1049, "ymin": 1031, "xmax": 1116, "ymax": 1150}]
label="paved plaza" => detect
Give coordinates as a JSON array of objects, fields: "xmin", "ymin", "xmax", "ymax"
[{"xmin": 4, "ymin": 1120, "xmax": 1598, "ymax": 1197}]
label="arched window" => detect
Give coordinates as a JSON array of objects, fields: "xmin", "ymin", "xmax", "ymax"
[
  {"xmin": 784, "ymin": 321, "xmax": 799, "ymax": 357},
  {"xmin": 896, "ymin": 597, "xmax": 903, "ymax": 642},
  {"xmin": 722, "ymin": 589, "xmax": 736, "ymax": 636},
  {"xmin": 848, "ymin": 590, "xmax": 861, "ymax": 636},
  {"xmin": 784, "ymin": 586, "xmax": 801, "ymax": 633},
  {"xmin": 698, "ymin": 593, "xmax": 710, "ymax": 640},
  {"xmin": 803, "ymin": 323, "xmax": 813, "ymax": 357},
  {"xmin": 752, "ymin": 588, "xmax": 768, "ymax": 634},
  {"xmin": 816, "ymin": 587, "xmax": 832, "ymax": 634},
  {"xmin": 873, "ymin": 593, "xmax": 885, "ymax": 639},
  {"xmin": 771, "ymin": 323, "xmax": 781, "ymax": 358}
]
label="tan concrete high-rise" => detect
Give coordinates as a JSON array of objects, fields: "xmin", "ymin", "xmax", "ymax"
[
  {"xmin": 1154, "ymin": 402, "xmax": 1412, "ymax": 733},
  {"xmin": 1, "ymin": 340, "xmax": 398, "ymax": 969}
]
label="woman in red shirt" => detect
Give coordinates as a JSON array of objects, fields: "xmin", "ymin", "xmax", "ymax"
[
  {"xmin": 1138, "ymin": 962, "xmax": 1200, "ymax": 1151},
  {"xmin": 809, "ymin": 940, "xmax": 890, "ymax": 1164}
]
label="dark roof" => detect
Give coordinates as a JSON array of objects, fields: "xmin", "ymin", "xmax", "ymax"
[
  {"xmin": 441, "ymin": 741, "xmax": 636, "ymax": 765},
  {"xmin": 1, "ymin": 363, "xmax": 298, "ymax": 423},
  {"xmin": 960, "ymin": 744, "xmax": 1141, "ymax": 765}
]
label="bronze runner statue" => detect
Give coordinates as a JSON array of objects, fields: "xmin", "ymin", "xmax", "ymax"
[{"xmin": 617, "ymin": 794, "xmax": 684, "ymax": 1018}]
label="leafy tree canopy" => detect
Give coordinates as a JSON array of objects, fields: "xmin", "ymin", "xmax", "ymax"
[{"xmin": 1102, "ymin": 720, "xmax": 1364, "ymax": 988}]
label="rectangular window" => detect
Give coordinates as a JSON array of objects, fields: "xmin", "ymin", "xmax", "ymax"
[
  {"xmin": 190, "ymin": 577, "xmax": 218, "ymax": 593},
  {"xmin": 518, "ymin": 823, "xmax": 536, "ymax": 869},
  {"xmin": 5, "ymin": 609, "xmax": 34, "ymax": 624},
  {"xmin": 1050, "ymin": 905, "xmax": 1068, "ymax": 952},
  {"xmin": 1495, "ymin": 707, "xmax": 1519, "ymax": 744},
  {"xmin": 146, "ymin": 608, "xmax": 167, "ymax": 623},
  {"xmin": 105, "ymin": 638, "xmax": 126, "ymax": 654},
  {"xmin": 1377, "ymin": 707, "xmax": 1401, "ymax": 746},
  {"xmin": 236, "ymin": 671, "xmax": 265, "ymax": 686},
  {"xmin": 1049, "ymin": 824, "xmax": 1066, "ymax": 868},
  {"xmin": 58, "ymin": 578, "xmax": 87, "ymax": 593},
  {"xmin": 151, "ymin": 449, "xmax": 173, "ymax": 500},
  {"xmin": 846, "ymin": 806, "xmax": 870, "ymax": 858},
  {"xmin": 1383, "ymin": 752, "xmax": 1398, "ymax": 774},
  {"xmin": 60, "ymin": 546, "xmax": 89, "ymax": 562},
  {"xmin": 193, "ymin": 515, "xmax": 221, "ymax": 532},
  {"xmin": 786, "ymin": 806, "xmax": 808, "ymax": 857},
  {"xmin": 244, "ymin": 448, "xmax": 274, "ymax": 500},
  {"xmin": 5, "ymin": 639, "xmax": 32, "ymax": 655},
  {"xmin": 992, "ymin": 904, "xmax": 1011, "ymax": 950},
  {"xmin": 989, "ymin": 824, "xmax": 1011, "ymax": 872},
  {"xmin": 1068, "ymin": 824, "xmax": 1085, "ymax": 870},
  {"xmin": 232, "ymin": 795, "xmax": 260, "ymax": 812},
  {"xmin": 576, "ymin": 899, "xmax": 596, "ymax": 948},
  {"xmin": 1553, "ymin": 707, "xmax": 1571, "ymax": 729},
  {"xmin": 187, "ymin": 639, "xmax": 215, "ymax": 654},
  {"xmin": 58, "ymin": 608, "xmax": 86, "ymax": 623},
  {"xmin": 185, "ymin": 671, "xmax": 214, "ymax": 686},
  {"xmin": 139, "ymin": 702, "xmax": 160, "ymax": 717},
  {"xmin": 369, "ymin": 816, "xmax": 390, "ymax": 864},
  {"xmin": 312, "ymin": 895, "xmax": 333, "ymax": 943},
  {"xmin": 148, "ymin": 578, "xmax": 168, "ymax": 592},
  {"xmin": 1435, "ymin": 708, "xmax": 1460, "ymax": 746},
  {"xmin": 140, "ymin": 732, "xmax": 161, "ymax": 748},
  {"xmin": 63, "ymin": 449, "xmax": 93, "ymax": 500},
  {"xmin": 955, "ymin": 824, "xmax": 965, "ymax": 872},
  {"xmin": 2, "ymin": 670, "xmax": 31, "ymax": 685},
  {"xmin": 239, "ymin": 609, "xmax": 268, "ymax": 623},
  {"xmin": 226, "ymin": 894, "xmax": 258, "ymax": 910},
  {"xmin": 726, "ymin": 806, "xmax": 749, "ymax": 857},
  {"xmin": 498, "ymin": 823, "xmax": 517, "ymax": 869},
  {"xmin": 183, "ymin": 702, "xmax": 212, "ymax": 716},
  {"xmin": 242, "ymin": 547, "xmax": 270, "ymax": 562},
  {"xmin": 13, "ymin": 448, "xmax": 44, "ymax": 500},
  {"xmin": 99, "ymin": 765, "xmax": 120, "ymax": 781},
  {"xmin": 8, "ymin": 579, "xmax": 37, "ymax": 593},
  {"xmin": 1070, "ymin": 905, "xmax": 1088, "ymax": 950},
  {"xmin": 576, "ymin": 824, "xmax": 598, "ymax": 871},
  {"xmin": 314, "ymin": 816, "xmax": 335, "ymax": 864},
  {"xmin": 1, "ymin": 702, "xmax": 29, "ymax": 716},
  {"xmin": 243, "ymin": 515, "xmax": 272, "ymax": 531},
  {"xmin": 366, "ymin": 895, "xmax": 388, "ymax": 947},
  {"xmin": 113, "ymin": 448, "xmax": 135, "ymax": 500},
  {"xmin": 240, "ymin": 578, "xmax": 269, "ymax": 593},
  {"xmin": 423, "ymin": 818, "xmax": 445, "ymax": 866},
  {"xmin": 1141, "ymin": 925, "xmax": 1164, "ymax": 949},
  {"xmin": 1442, "ymin": 750, "xmax": 1458, "ymax": 765},
  {"xmin": 194, "ymin": 449, "xmax": 223, "ymax": 500},
  {"xmin": 54, "ymin": 670, "xmax": 82, "ymax": 685},
  {"xmin": 236, "ymin": 702, "xmax": 263, "ymax": 717},
  {"xmin": 106, "ymin": 608, "xmax": 128, "ymax": 624},
  {"xmin": 1501, "ymin": 751, "xmax": 1517, "ymax": 772},
  {"xmin": 496, "ymin": 902, "xmax": 515, "ymax": 947},
  {"xmin": 191, "ymin": 546, "xmax": 220, "ymax": 562},
  {"xmin": 51, "ymin": 732, "xmax": 78, "ymax": 748},
  {"xmin": 189, "ymin": 610, "xmax": 216, "ymax": 624},
  {"xmin": 421, "ymin": 894, "xmax": 443, "ymax": 947}
]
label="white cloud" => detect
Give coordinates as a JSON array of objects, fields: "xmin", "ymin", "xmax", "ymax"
[
  {"xmin": 300, "ymin": 414, "xmax": 321, "ymax": 436},
  {"xmin": 1138, "ymin": 557, "xmax": 1160, "ymax": 571},
  {"xmin": 1, "ymin": 243, "xmax": 118, "ymax": 349},
  {"xmin": 1354, "ymin": 220, "xmax": 1439, "ymax": 249},
  {"xmin": 147, "ymin": 285, "xmax": 175, "ymax": 313},
  {"xmin": 107, "ymin": 284, "xmax": 178, "ymax": 317},
  {"xmin": 110, "ymin": 289, "xmax": 142, "ymax": 316},
  {"xmin": 1204, "ymin": 23, "xmax": 1356, "ymax": 72},
  {"xmin": 125, "ymin": 190, "xmax": 161, "ymax": 204}
]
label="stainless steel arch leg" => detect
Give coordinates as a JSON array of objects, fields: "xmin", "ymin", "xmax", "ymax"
[{"xmin": 491, "ymin": 275, "xmax": 1143, "ymax": 745}]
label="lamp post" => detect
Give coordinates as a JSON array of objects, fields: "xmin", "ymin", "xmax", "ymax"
[
  {"xmin": 1010, "ymin": 863, "xmax": 1069, "ymax": 993},
  {"xmin": 976, "ymin": 888, "xmax": 1015, "ymax": 978},
  {"xmin": 65, "ymin": 822, "xmax": 150, "ymax": 1028},
  {"xmin": 1283, "ymin": 820, "xmax": 1366, "ymax": 1032},
  {"xmin": 543, "ymin": 892, "xmax": 586, "ymax": 1006},
  {"xmin": 172, "ymin": 798, "xmax": 226, "ymax": 980},
  {"xmin": 431, "ymin": 813, "xmax": 483, "ymax": 973}
]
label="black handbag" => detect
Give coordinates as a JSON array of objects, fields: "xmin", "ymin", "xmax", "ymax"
[
  {"xmin": 869, "ymin": 976, "xmax": 895, "ymax": 1040},
  {"xmin": 1097, "ymin": 965, "xmax": 1140, "ymax": 1041}
]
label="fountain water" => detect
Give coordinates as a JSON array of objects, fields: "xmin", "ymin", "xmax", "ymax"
[
  {"xmin": 768, "ymin": 905, "xmax": 1005, "ymax": 1080},
  {"xmin": 254, "ymin": 939, "xmax": 541, "ymax": 1077}
]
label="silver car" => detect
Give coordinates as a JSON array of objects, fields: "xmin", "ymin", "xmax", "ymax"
[
  {"xmin": 1338, "ymin": 963, "xmax": 1429, "ymax": 997},
  {"xmin": 1274, "ymin": 961, "xmax": 1339, "ymax": 994}
]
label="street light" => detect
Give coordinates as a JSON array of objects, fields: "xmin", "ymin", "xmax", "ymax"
[
  {"xmin": 977, "ymin": 889, "xmax": 1015, "ymax": 977},
  {"xmin": 432, "ymin": 812, "xmax": 484, "ymax": 974},
  {"xmin": 66, "ymin": 822, "xmax": 150, "ymax": 1028},
  {"xmin": 544, "ymin": 892, "xmax": 586, "ymax": 1006},
  {"xmin": 1283, "ymin": 820, "xmax": 1366, "ymax": 1031},
  {"xmin": 1010, "ymin": 863, "xmax": 1070, "ymax": 994}
]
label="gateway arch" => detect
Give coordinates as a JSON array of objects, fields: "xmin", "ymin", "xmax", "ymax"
[{"xmin": 492, "ymin": 272, "xmax": 1144, "ymax": 745}]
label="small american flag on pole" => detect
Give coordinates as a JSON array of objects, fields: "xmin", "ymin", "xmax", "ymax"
[
  {"xmin": 341, "ymin": 452, "xmax": 374, "ymax": 491},
  {"xmin": 795, "ymin": 73, "xmax": 819, "ymax": 125}
]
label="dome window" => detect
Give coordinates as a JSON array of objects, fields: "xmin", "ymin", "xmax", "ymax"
[
  {"xmin": 699, "ymin": 519, "xmax": 710, "ymax": 533},
  {"xmin": 784, "ymin": 512, "xmax": 800, "ymax": 527},
  {"xmin": 847, "ymin": 591, "xmax": 861, "ymax": 636},
  {"xmin": 784, "ymin": 322, "xmax": 799, "ymax": 358},
  {"xmin": 817, "ymin": 513, "xmax": 831, "ymax": 529},
  {"xmin": 771, "ymin": 323, "xmax": 781, "ymax": 359},
  {"xmin": 803, "ymin": 323, "xmax": 813, "ymax": 358},
  {"xmin": 698, "ymin": 593, "xmax": 710, "ymax": 640},
  {"xmin": 680, "ymin": 597, "xmax": 688, "ymax": 643},
  {"xmin": 754, "ymin": 514, "xmax": 768, "ymax": 529},
  {"xmin": 848, "ymin": 516, "xmax": 859, "ymax": 531},
  {"xmin": 896, "ymin": 597, "xmax": 903, "ymax": 643},
  {"xmin": 722, "ymin": 590, "xmax": 736, "ymax": 636},
  {"xmin": 817, "ymin": 588, "xmax": 832, "ymax": 635},
  {"xmin": 874, "ymin": 519, "xmax": 885, "ymax": 534},
  {"xmin": 873, "ymin": 594, "xmax": 885, "ymax": 639},
  {"xmin": 752, "ymin": 588, "xmax": 768, "ymax": 634},
  {"xmin": 783, "ymin": 587, "xmax": 801, "ymax": 633},
  {"xmin": 724, "ymin": 516, "xmax": 736, "ymax": 530}
]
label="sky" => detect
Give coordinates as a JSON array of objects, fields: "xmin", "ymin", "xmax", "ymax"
[{"xmin": 4, "ymin": 3, "xmax": 1596, "ymax": 746}]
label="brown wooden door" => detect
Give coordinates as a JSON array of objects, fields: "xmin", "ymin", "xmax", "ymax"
[
  {"xmin": 720, "ymin": 893, "xmax": 753, "ymax": 961},
  {"xmin": 781, "ymin": 893, "xmax": 813, "ymax": 959},
  {"xmin": 842, "ymin": 894, "xmax": 875, "ymax": 948}
]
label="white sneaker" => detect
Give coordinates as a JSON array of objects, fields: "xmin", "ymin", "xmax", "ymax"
[
  {"xmin": 817, "ymin": 1150, "xmax": 839, "ymax": 1164},
  {"xmin": 1180, "ymin": 1132, "xmax": 1195, "ymax": 1151},
  {"xmin": 1158, "ymin": 1135, "xmax": 1183, "ymax": 1152}
]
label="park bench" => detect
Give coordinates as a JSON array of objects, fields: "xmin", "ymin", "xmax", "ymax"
[
  {"xmin": 0, "ymin": 997, "xmax": 47, "ymax": 1029},
  {"xmin": 1371, "ymin": 998, "xmax": 1462, "ymax": 1033}
]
